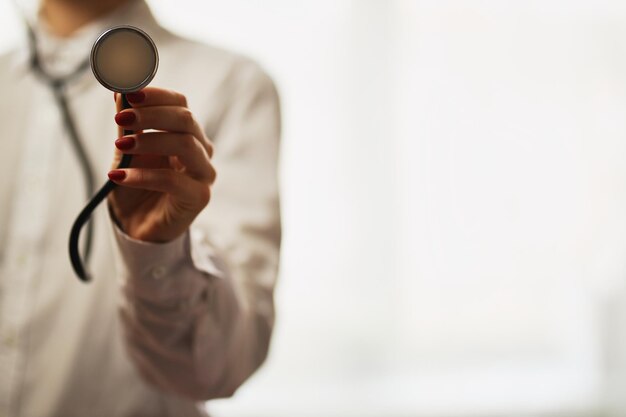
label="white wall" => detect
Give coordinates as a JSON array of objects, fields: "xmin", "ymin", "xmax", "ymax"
[{"xmin": 4, "ymin": 0, "xmax": 626, "ymax": 416}]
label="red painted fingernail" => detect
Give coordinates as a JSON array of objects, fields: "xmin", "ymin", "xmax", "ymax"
[
  {"xmin": 115, "ymin": 111, "xmax": 136, "ymax": 126},
  {"xmin": 108, "ymin": 170, "xmax": 126, "ymax": 181},
  {"xmin": 126, "ymin": 91, "xmax": 145, "ymax": 104},
  {"xmin": 115, "ymin": 136, "xmax": 135, "ymax": 151}
]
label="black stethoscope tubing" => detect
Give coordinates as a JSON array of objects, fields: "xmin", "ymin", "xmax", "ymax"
[{"xmin": 26, "ymin": 24, "xmax": 134, "ymax": 283}]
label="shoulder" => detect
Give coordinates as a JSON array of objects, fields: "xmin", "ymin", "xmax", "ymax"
[
  {"xmin": 154, "ymin": 29, "xmax": 279, "ymax": 125},
  {"xmin": 195, "ymin": 42, "xmax": 277, "ymax": 102},
  {"xmin": 0, "ymin": 48, "xmax": 24, "ymax": 81},
  {"xmin": 157, "ymin": 29, "xmax": 277, "ymax": 94},
  {"xmin": 0, "ymin": 47, "xmax": 29, "ymax": 100}
]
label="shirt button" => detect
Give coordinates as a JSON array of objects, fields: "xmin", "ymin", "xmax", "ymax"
[{"xmin": 151, "ymin": 266, "xmax": 166, "ymax": 280}]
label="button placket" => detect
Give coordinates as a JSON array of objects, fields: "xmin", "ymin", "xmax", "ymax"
[{"xmin": 0, "ymin": 86, "xmax": 62, "ymax": 413}]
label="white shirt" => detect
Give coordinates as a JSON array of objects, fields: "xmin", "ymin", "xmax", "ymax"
[{"xmin": 0, "ymin": 1, "xmax": 281, "ymax": 416}]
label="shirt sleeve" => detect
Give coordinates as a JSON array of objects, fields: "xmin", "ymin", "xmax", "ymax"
[{"xmin": 111, "ymin": 59, "xmax": 281, "ymax": 401}]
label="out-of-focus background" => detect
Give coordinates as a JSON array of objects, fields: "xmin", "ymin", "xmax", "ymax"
[{"xmin": 3, "ymin": 0, "xmax": 626, "ymax": 416}]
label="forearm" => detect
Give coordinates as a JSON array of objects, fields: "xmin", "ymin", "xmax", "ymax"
[
  {"xmin": 110, "ymin": 60, "xmax": 281, "ymax": 401},
  {"xmin": 112, "ymin": 224, "xmax": 273, "ymax": 400}
]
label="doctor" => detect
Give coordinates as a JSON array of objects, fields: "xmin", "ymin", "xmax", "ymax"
[{"xmin": 0, "ymin": 0, "xmax": 281, "ymax": 415}]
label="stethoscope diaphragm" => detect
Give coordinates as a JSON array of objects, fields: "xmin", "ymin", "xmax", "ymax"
[{"xmin": 90, "ymin": 25, "xmax": 158, "ymax": 93}]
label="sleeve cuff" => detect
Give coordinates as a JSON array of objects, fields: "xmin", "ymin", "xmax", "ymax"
[
  {"xmin": 112, "ymin": 222, "xmax": 191, "ymax": 281},
  {"xmin": 108, "ymin": 208, "xmax": 227, "ymax": 283}
]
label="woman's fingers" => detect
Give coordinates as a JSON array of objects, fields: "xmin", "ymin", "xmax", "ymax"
[
  {"xmin": 113, "ymin": 87, "xmax": 214, "ymax": 157},
  {"xmin": 115, "ymin": 106, "xmax": 195, "ymax": 133},
  {"xmin": 114, "ymin": 106, "xmax": 213, "ymax": 157},
  {"xmin": 114, "ymin": 132, "xmax": 215, "ymax": 183},
  {"xmin": 115, "ymin": 87, "xmax": 188, "ymax": 109},
  {"xmin": 108, "ymin": 168, "xmax": 211, "ymax": 208}
]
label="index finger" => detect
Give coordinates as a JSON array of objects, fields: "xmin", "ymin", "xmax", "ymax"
[
  {"xmin": 114, "ymin": 87, "xmax": 188, "ymax": 109},
  {"xmin": 115, "ymin": 93, "xmax": 144, "ymax": 139}
]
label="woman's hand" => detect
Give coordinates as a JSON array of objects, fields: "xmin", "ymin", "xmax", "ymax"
[{"xmin": 108, "ymin": 87, "xmax": 216, "ymax": 243}]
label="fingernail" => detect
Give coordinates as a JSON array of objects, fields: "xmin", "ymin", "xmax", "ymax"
[
  {"xmin": 115, "ymin": 111, "xmax": 136, "ymax": 126},
  {"xmin": 115, "ymin": 136, "xmax": 135, "ymax": 151},
  {"xmin": 126, "ymin": 91, "xmax": 145, "ymax": 104},
  {"xmin": 108, "ymin": 170, "xmax": 126, "ymax": 181}
]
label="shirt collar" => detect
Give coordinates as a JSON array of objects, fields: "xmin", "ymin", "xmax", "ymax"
[{"xmin": 10, "ymin": 0, "xmax": 162, "ymax": 82}]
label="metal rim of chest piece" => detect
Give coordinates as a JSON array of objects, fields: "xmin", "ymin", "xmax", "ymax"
[{"xmin": 90, "ymin": 25, "xmax": 159, "ymax": 94}]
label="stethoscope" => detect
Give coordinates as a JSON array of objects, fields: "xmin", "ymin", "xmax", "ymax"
[{"xmin": 26, "ymin": 24, "xmax": 159, "ymax": 283}]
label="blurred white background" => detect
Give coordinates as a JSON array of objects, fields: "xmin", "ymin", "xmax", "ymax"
[{"xmin": 3, "ymin": 0, "xmax": 626, "ymax": 416}]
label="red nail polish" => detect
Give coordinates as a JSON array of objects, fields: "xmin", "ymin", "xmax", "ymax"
[
  {"xmin": 115, "ymin": 111, "xmax": 136, "ymax": 126},
  {"xmin": 126, "ymin": 91, "xmax": 145, "ymax": 104},
  {"xmin": 108, "ymin": 170, "xmax": 126, "ymax": 181},
  {"xmin": 115, "ymin": 136, "xmax": 135, "ymax": 151}
]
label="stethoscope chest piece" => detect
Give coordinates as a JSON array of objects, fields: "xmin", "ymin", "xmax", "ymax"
[
  {"xmin": 90, "ymin": 25, "xmax": 158, "ymax": 93},
  {"xmin": 69, "ymin": 25, "xmax": 159, "ymax": 283}
]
